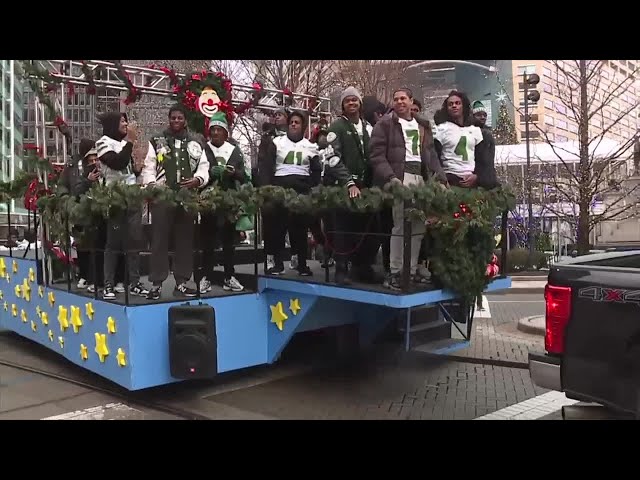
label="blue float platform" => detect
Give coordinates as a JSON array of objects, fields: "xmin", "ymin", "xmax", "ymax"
[{"xmin": 0, "ymin": 256, "xmax": 511, "ymax": 391}]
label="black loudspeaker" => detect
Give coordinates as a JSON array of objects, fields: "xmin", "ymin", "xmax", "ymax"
[{"xmin": 168, "ymin": 303, "xmax": 218, "ymax": 379}]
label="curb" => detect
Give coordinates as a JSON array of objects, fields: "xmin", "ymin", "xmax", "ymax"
[
  {"xmin": 491, "ymin": 287, "xmax": 545, "ymax": 295},
  {"xmin": 517, "ymin": 315, "xmax": 545, "ymax": 335}
]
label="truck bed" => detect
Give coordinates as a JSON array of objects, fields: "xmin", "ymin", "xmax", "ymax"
[{"xmin": 531, "ymin": 250, "xmax": 640, "ymax": 417}]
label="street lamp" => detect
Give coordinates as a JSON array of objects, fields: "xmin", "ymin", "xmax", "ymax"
[{"xmin": 523, "ymin": 72, "xmax": 540, "ymax": 268}]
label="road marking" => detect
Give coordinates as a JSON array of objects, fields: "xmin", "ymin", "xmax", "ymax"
[
  {"xmin": 473, "ymin": 295, "xmax": 491, "ymax": 319},
  {"xmin": 474, "ymin": 391, "xmax": 579, "ymax": 420},
  {"xmin": 41, "ymin": 402, "xmax": 141, "ymax": 420},
  {"xmin": 488, "ymin": 300, "xmax": 543, "ymax": 303}
]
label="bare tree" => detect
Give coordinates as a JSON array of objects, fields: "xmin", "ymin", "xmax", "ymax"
[
  {"xmin": 334, "ymin": 60, "xmax": 411, "ymax": 105},
  {"xmin": 496, "ymin": 60, "xmax": 640, "ymax": 255}
]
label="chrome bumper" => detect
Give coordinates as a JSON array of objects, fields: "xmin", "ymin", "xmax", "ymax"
[{"xmin": 528, "ymin": 352, "xmax": 561, "ymax": 391}]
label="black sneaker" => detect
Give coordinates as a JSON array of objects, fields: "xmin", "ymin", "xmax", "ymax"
[
  {"xmin": 298, "ymin": 264, "xmax": 313, "ymax": 276},
  {"xmin": 174, "ymin": 282, "xmax": 197, "ymax": 297},
  {"xmin": 103, "ymin": 283, "xmax": 115, "ymax": 300},
  {"xmin": 146, "ymin": 286, "xmax": 161, "ymax": 300},
  {"xmin": 266, "ymin": 264, "xmax": 285, "ymax": 275},
  {"xmin": 129, "ymin": 282, "xmax": 150, "ymax": 296}
]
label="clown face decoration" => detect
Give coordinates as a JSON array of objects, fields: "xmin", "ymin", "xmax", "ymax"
[{"xmin": 197, "ymin": 87, "xmax": 221, "ymax": 118}]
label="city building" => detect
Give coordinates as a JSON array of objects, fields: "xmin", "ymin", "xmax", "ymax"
[
  {"xmin": 506, "ymin": 60, "xmax": 639, "ymax": 144},
  {"xmin": 0, "ymin": 60, "xmax": 26, "ymax": 238}
]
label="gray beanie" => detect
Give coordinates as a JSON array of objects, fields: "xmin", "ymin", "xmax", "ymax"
[{"xmin": 341, "ymin": 86, "xmax": 362, "ymax": 108}]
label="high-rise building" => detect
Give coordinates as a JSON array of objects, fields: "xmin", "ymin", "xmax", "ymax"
[
  {"xmin": 0, "ymin": 60, "xmax": 26, "ymax": 237},
  {"xmin": 506, "ymin": 60, "xmax": 639, "ymax": 144},
  {"xmin": 0, "ymin": 60, "xmax": 23, "ymax": 182}
]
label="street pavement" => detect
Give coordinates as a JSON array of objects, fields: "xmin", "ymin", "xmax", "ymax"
[{"xmin": 0, "ymin": 291, "xmax": 582, "ymax": 420}]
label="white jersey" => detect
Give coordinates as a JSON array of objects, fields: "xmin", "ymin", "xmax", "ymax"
[
  {"xmin": 398, "ymin": 117, "xmax": 421, "ymax": 163},
  {"xmin": 95, "ymin": 135, "xmax": 136, "ymax": 186},
  {"xmin": 208, "ymin": 141, "xmax": 235, "ymax": 165},
  {"xmin": 434, "ymin": 121, "xmax": 483, "ymax": 176},
  {"xmin": 274, "ymin": 135, "xmax": 318, "ymax": 177}
]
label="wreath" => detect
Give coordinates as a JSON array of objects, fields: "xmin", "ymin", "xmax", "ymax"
[{"xmin": 174, "ymin": 70, "xmax": 235, "ymax": 136}]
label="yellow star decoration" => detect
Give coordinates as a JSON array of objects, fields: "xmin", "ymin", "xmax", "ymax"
[
  {"xmin": 85, "ymin": 302, "xmax": 95, "ymax": 320},
  {"xmin": 269, "ymin": 301, "xmax": 289, "ymax": 331},
  {"xmin": 31, "ymin": 320, "xmax": 37, "ymax": 332},
  {"xmin": 48, "ymin": 291, "xmax": 55, "ymax": 307},
  {"xmin": 21, "ymin": 278, "xmax": 31, "ymax": 301},
  {"xmin": 36, "ymin": 305, "xmax": 42, "ymax": 317},
  {"xmin": 41, "ymin": 311, "xmax": 49, "ymax": 326},
  {"xmin": 57, "ymin": 305, "xmax": 69, "ymax": 332},
  {"xmin": 38, "ymin": 286, "xmax": 44, "ymax": 298},
  {"xmin": 12, "ymin": 260, "xmax": 18, "ymax": 273},
  {"xmin": 116, "ymin": 348, "xmax": 127, "ymax": 367},
  {"xmin": 21, "ymin": 309, "xmax": 27, "ymax": 323},
  {"xmin": 0, "ymin": 258, "xmax": 6, "ymax": 277},
  {"xmin": 106, "ymin": 316, "xmax": 117, "ymax": 334},
  {"xmin": 58, "ymin": 336, "xmax": 64, "ymax": 349},
  {"xmin": 0, "ymin": 289, "xmax": 3, "ymax": 300},
  {"xmin": 289, "ymin": 298, "xmax": 301, "ymax": 315},
  {"xmin": 5, "ymin": 273, "xmax": 10, "ymax": 283},
  {"xmin": 28, "ymin": 267, "xmax": 35, "ymax": 282},
  {"xmin": 14, "ymin": 284, "xmax": 21, "ymax": 297},
  {"xmin": 3, "ymin": 301, "xmax": 7, "ymax": 311},
  {"xmin": 70, "ymin": 306, "xmax": 83, "ymax": 333},
  {"xmin": 48, "ymin": 329, "xmax": 54, "ymax": 342},
  {"xmin": 94, "ymin": 333, "xmax": 109, "ymax": 363},
  {"xmin": 11, "ymin": 304, "xmax": 17, "ymax": 317},
  {"xmin": 80, "ymin": 344, "xmax": 88, "ymax": 361}
]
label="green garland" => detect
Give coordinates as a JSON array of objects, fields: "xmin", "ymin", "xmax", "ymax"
[{"xmin": 36, "ymin": 180, "xmax": 515, "ymax": 302}]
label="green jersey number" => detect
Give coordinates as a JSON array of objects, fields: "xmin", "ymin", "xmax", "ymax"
[
  {"xmin": 284, "ymin": 151, "xmax": 304, "ymax": 165},
  {"xmin": 405, "ymin": 129, "xmax": 420, "ymax": 156},
  {"xmin": 454, "ymin": 135, "xmax": 469, "ymax": 161}
]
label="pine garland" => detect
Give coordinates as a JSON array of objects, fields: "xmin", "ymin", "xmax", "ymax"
[{"xmin": 34, "ymin": 180, "xmax": 515, "ymax": 301}]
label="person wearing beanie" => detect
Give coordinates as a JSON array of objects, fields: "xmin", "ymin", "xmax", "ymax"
[
  {"xmin": 261, "ymin": 110, "xmax": 321, "ymax": 276},
  {"xmin": 95, "ymin": 112, "xmax": 149, "ymax": 300},
  {"xmin": 195, "ymin": 112, "xmax": 247, "ymax": 294},
  {"xmin": 140, "ymin": 104, "xmax": 209, "ymax": 301},
  {"xmin": 323, "ymin": 86, "xmax": 381, "ymax": 284}
]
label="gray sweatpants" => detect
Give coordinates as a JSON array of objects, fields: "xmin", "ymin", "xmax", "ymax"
[
  {"xmin": 149, "ymin": 201, "xmax": 195, "ymax": 286},
  {"xmin": 390, "ymin": 173, "xmax": 426, "ymax": 276}
]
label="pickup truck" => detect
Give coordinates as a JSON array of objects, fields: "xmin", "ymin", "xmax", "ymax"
[{"xmin": 528, "ymin": 250, "xmax": 640, "ymax": 419}]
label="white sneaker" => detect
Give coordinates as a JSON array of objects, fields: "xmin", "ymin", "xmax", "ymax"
[
  {"xmin": 115, "ymin": 282, "xmax": 125, "ymax": 293},
  {"xmin": 266, "ymin": 254, "xmax": 275, "ymax": 271},
  {"xmin": 223, "ymin": 276, "xmax": 244, "ymax": 292},
  {"xmin": 77, "ymin": 278, "xmax": 87, "ymax": 289},
  {"xmin": 289, "ymin": 254, "xmax": 298, "ymax": 270},
  {"xmin": 199, "ymin": 276, "xmax": 212, "ymax": 293},
  {"xmin": 87, "ymin": 284, "xmax": 95, "ymax": 293}
]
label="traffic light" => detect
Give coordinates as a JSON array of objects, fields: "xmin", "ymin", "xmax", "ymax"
[{"xmin": 525, "ymin": 73, "xmax": 540, "ymax": 103}]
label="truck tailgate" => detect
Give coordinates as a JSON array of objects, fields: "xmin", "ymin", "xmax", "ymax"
[{"xmin": 552, "ymin": 265, "xmax": 640, "ymax": 415}]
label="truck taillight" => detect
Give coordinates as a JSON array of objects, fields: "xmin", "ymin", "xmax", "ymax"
[{"xmin": 544, "ymin": 284, "xmax": 572, "ymax": 354}]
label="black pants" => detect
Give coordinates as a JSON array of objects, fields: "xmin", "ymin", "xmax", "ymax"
[
  {"xmin": 263, "ymin": 204, "xmax": 309, "ymax": 267},
  {"xmin": 104, "ymin": 209, "xmax": 142, "ymax": 287},
  {"xmin": 77, "ymin": 221, "xmax": 125, "ymax": 287},
  {"xmin": 196, "ymin": 213, "xmax": 236, "ymax": 282},
  {"xmin": 379, "ymin": 207, "xmax": 393, "ymax": 273},
  {"xmin": 333, "ymin": 211, "xmax": 379, "ymax": 268}
]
